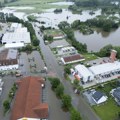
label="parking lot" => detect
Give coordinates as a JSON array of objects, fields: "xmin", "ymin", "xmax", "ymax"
[
  {"xmin": 19, "ymin": 51, "xmax": 45, "ymax": 75},
  {"xmin": 0, "ymin": 75, "xmax": 21, "ymax": 120}
]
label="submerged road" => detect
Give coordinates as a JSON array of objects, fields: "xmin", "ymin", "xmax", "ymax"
[{"xmin": 34, "ymin": 25, "xmax": 101, "ymax": 120}]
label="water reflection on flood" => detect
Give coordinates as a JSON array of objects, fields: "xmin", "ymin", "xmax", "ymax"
[{"xmin": 74, "ymin": 28, "xmax": 120, "ymax": 52}]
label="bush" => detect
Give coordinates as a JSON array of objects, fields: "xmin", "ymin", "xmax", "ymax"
[
  {"xmin": 64, "ymin": 65, "xmax": 71, "ymax": 74},
  {"xmin": 61, "ymin": 94, "xmax": 72, "ymax": 110},
  {"xmin": 70, "ymin": 108, "xmax": 81, "ymax": 120},
  {"xmin": 49, "ymin": 77, "xmax": 60, "ymax": 90},
  {"xmin": 3, "ymin": 100, "xmax": 10, "ymax": 113},
  {"xmin": 55, "ymin": 84, "xmax": 64, "ymax": 98}
]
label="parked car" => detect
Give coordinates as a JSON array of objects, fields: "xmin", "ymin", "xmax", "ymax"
[
  {"xmin": 0, "ymin": 88, "xmax": 2, "ymax": 95},
  {"xmin": 74, "ymin": 89, "xmax": 80, "ymax": 95},
  {"xmin": 16, "ymin": 73, "xmax": 22, "ymax": 77}
]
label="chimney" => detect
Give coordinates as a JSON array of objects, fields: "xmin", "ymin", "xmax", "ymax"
[{"xmin": 110, "ymin": 49, "xmax": 117, "ymax": 62}]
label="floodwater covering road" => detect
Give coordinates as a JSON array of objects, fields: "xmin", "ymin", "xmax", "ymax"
[{"xmin": 34, "ymin": 25, "xmax": 101, "ymax": 120}]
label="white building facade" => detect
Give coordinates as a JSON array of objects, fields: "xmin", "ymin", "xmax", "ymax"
[{"xmin": 75, "ymin": 64, "xmax": 94, "ymax": 83}]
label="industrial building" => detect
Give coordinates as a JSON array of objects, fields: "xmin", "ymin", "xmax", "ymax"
[
  {"xmin": 75, "ymin": 64, "xmax": 94, "ymax": 83},
  {"xmin": 89, "ymin": 61, "xmax": 120, "ymax": 79},
  {"xmin": 58, "ymin": 46, "xmax": 78, "ymax": 56},
  {"xmin": 61, "ymin": 54, "xmax": 85, "ymax": 65},
  {"xmin": 0, "ymin": 49, "xmax": 18, "ymax": 71},
  {"xmin": 2, "ymin": 23, "xmax": 31, "ymax": 45},
  {"xmin": 11, "ymin": 76, "xmax": 48, "ymax": 120}
]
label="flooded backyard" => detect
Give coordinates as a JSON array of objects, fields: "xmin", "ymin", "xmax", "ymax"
[
  {"xmin": 74, "ymin": 28, "xmax": 120, "ymax": 52},
  {"xmin": 36, "ymin": 9, "xmax": 101, "ymax": 28}
]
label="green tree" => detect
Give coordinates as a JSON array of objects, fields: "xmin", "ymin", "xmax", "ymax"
[
  {"xmin": 51, "ymin": 77, "xmax": 60, "ymax": 90},
  {"xmin": 113, "ymin": 46, "xmax": 120, "ymax": 59},
  {"xmin": 25, "ymin": 44, "xmax": 32, "ymax": 51},
  {"xmin": 64, "ymin": 65, "xmax": 71, "ymax": 74},
  {"xmin": 55, "ymin": 84, "xmax": 64, "ymax": 98},
  {"xmin": 3, "ymin": 100, "xmax": 10, "ymax": 111},
  {"xmin": 103, "ymin": 21, "xmax": 112, "ymax": 32},
  {"xmin": 71, "ymin": 20, "xmax": 80, "ymax": 29},
  {"xmin": 98, "ymin": 44, "xmax": 113, "ymax": 57},
  {"xmin": 32, "ymin": 39, "xmax": 40, "ymax": 46},
  {"xmin": 71, "ymin": 108, "xmax": 81, "ymax": 120},
  {"xmin": 73, "ymin": 79, "xmax": 79, "ymax": 87},
  {"xmin": 62, "ymin": 94, "xmax": 71, "ymax": 110}
]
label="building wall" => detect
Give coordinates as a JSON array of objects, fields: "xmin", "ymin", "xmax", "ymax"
[
  {"xmin": 0, "ymin": 59, "xmax": 18, "ymax": 66},
  {"xmin": 58, "ymin": 47, "xmax": 77, "ymax": 56},
  {"xmin": 61, "ymin": 58, "xmax": 85, "ymax": 65}
]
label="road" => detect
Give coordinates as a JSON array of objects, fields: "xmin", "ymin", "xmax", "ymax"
[{"xmin": 34, "ymin": 25, "xmax": 101, "ymax": 120}]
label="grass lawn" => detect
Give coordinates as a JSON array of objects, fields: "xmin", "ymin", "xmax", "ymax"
[
  {"xmin": 96, "ymin": 80, "xmax": 118, "ymax": 96},
  {"xmin": 2, "ymin": 0, "xmax": 68, "ymax": 13},
  {"xmin": 93, "ymin": 99, "xmax": 120, "ymax": 120},
  {"xmin": 44, "ymin": 29, "xmax": 64, "ymax": 37},
  {"xmin": 92, "ymin": 80, "xmax": 120, "ymax": 120},
  {"xmin": 83, "ymin": 53, "xmax": 98, "ymax": 61}
]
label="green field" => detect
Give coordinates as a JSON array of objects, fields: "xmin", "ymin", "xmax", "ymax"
[
  {"xmin": 83, "ymin": 53, "xmax": 98, "ymax": 61},
  {"xmin": 44, "ymin": 29, "xmax": 65, "ymax": 37},
  {"xmin": 93, "ymin": 99, "xmax": 120, "ymax": 120},
  {"xmin": 1, "ymin": 0, "xmax": 68, "ymax": 13}
]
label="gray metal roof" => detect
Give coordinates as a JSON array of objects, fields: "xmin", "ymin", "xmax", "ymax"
[
  {"xmin": 92, "ymin": 91, "xmax": 104, "ymax": 102},
  {"xmin": 113, "ymin": 87, "xmax": 120, "ymax": 102}
]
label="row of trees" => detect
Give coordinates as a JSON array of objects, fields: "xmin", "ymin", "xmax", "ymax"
[
  {"xmin": 49, "ymin": 77, "xmax": 82, "ymax": 120},
  {"xmin": 3, "ymin": 83, "xmax": 17, "ymax": 114},
  {"xmin": 71, "ymin": 17, "xmax": 119, "ymax": 33},
  {"xmin": 5, "ymin": 14, "xmax": 39, "ymax": 46},
  {"xmin": 69, "ymin": 0, "xmax": 120, "ymax": 14},
  {"xmin": 86, "ymin": 18, "xmax": 119, "ymax": 32},
  {"xmin": 43, "ymin": 34, "xmax": 53, "ymax": 43},
  {"xmin": 58, "ymin": 21, "xmax": 87, "ymax": 53}
]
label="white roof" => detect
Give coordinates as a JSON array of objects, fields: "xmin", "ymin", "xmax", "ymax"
[
  {"xmin": 18, "ymin": 118, "xmax": 40, "ymax": 120},
  {"xmin": 75, "ymin": 64, "xmax": 94, "ymax": 78},
  {"xmin": 5, "ymin": 43, "xmax": 24, "ymax": 48},
  {"xmin": 0, "ymin": 65, "xmax": 18, "ymax": 71},
  {"xmin": 10, "ymin": 23, "xmax": 22, "ymax": 30},
  {"xmin": 15, "ymin": 27, "xmax": 27, "ymax": 32},
  {"xmin": 61, "ymin": 46, "xmax": 75, "ymax": 51},
  {"xmin": 2, "ymin": 32, "xmax": 31, "ymax": 44},
  {"xmin": 7, "ymin": 49, "xmax": 18, "ymax": 59},
  {"xmin": 89, "ymin": 61, "xmax": 120, "ymax": 75},
  {"xmin": 11, "ymin": 23, "xmax": 19, "ymax": 28}
]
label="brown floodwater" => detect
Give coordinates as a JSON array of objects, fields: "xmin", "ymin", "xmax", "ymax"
[{"xmin": 74, "ymin": 28, "xmax": 120, "ymax": 52}]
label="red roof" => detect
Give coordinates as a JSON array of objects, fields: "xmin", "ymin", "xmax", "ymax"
[
  {"xmin": 11, "ymin": 76, "xmax": 48, "ymax": 120},
  {"xmin": 63, "ymin": 54, "xmax": 84, "ymax": 63}
]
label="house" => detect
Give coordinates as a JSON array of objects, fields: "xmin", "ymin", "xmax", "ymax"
[
  {"xmin": 0, "ymin": 49, "xmax": 18, "ymax": 71},
  {"xmin": 11, "ymin": 76, "xmax": 49, "ymax": 120},
  {"xmin": 111, "ymin": 87, "xmax": 120, "ymax": 106},
  {"xmin": 58, "ymin": 46, "xmax": 77, "ymax": 56},
  {"xmin": 92, "ymin": 91, "xmax": 108, "ymax": 104},
  {"xmin": 61, "ymin": 54, "xmax": 85, "ymax": 65},
  {"xmin": 75, "ymin": 64, "xmax": 94, "ymax": 83}
]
